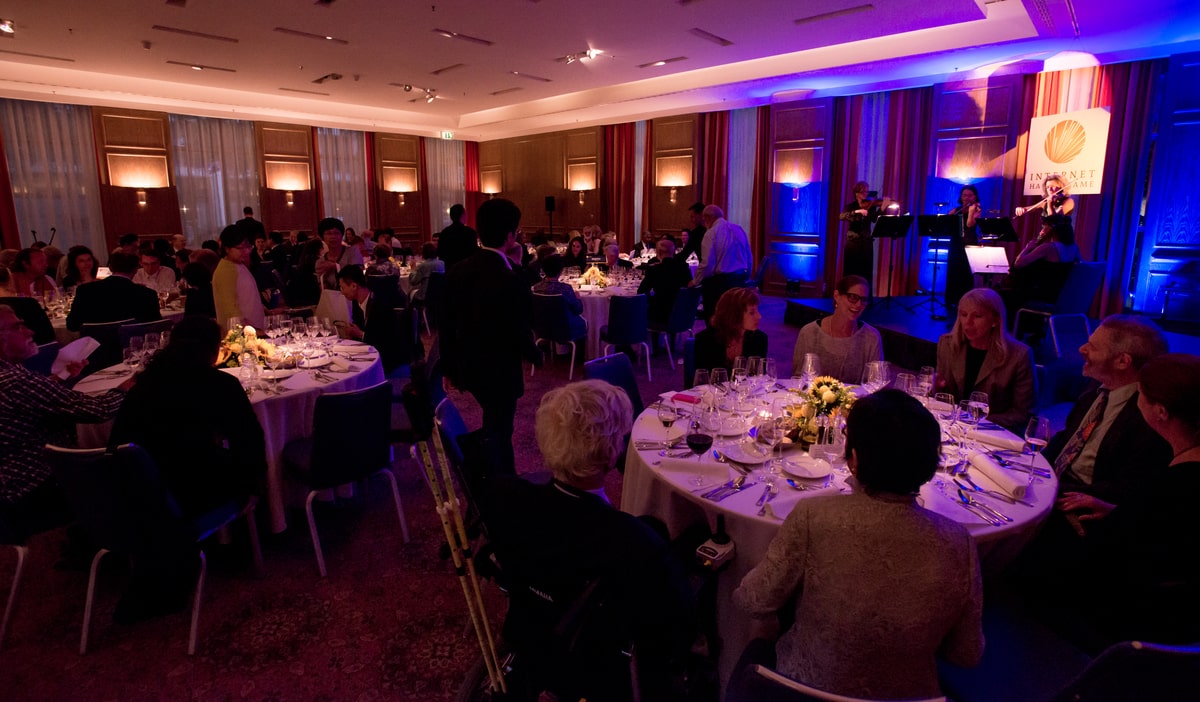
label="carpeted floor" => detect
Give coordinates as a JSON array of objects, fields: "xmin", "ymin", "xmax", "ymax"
[{"xmin": 1, "ymin": 297, "xmax": 797, "ymax": 701}]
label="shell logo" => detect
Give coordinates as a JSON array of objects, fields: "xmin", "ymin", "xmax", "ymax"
[{"xmin": 1044, "ymin": 119, "xmax": 1087, "ymax": 164}]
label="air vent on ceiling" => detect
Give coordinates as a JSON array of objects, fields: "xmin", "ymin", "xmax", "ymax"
[
  {"xmin": 431, "ymin": 63, "xmax": 465, "ymax": 76},
  {"xmin": 689, "ymin": 28, "xmax": 732, "ymax": 46},
  {"xmin": 794, "ymin": 4, "xmax": 876, "ymax": 27},
  {"xmin": 274, "ymin": 27, "xmax": 349, "ymax": 44},
  {"xmin": 509, "ymin": 71, "xmax": 551, "ymax": 82},
  {"xmin": 0, "ymin": 48, "xmax": 75, "ymax": 62},
  {"xmin": 165, "ymin": 0, "xmax": 187, "ymax": 7},
  {"xmin": 151, "ymin": 25, "xmax": 238, "ymax": 43},
  {"xmin": 432, "ymin": 29, "xmax": 494, "ymax": 47},
  {"xmin": 490, "ymin": 87, "xmax": 522, "ymax": 96},
  {"xmin": 279, "ymin": 87, "xmax": 329, "ymax": 96}
]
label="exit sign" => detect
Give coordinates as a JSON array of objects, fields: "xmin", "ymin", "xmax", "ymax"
[{"xmin": 441, "ymin": 131, "xmax": 454, "ymax": 140}]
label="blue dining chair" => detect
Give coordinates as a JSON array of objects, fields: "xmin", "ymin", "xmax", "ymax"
[
  {"xmin": 531, "ymin": 293, "xmax": 586, "ymax": 380},
  {"xmin": 599, "ymin": 294, "xmax": 652, "ymax": 381}
]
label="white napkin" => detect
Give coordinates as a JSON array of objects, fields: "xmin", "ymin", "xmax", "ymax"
[
  {"xmin": 329, "ymin": 355, "xmax": 351, "ymax": 371},
  {"xmin": 966, "ymin": 428, "xmax": 1025, "ymax": 452},
  {"xmin": 656, "ymin": 456, "xmax": 730, "ymax": 486},
  {"xmin": 968, "ymin": 451, "xmax": 1027, "ymax": 499},
  {"xmin": 52, "ymin": 337, "xmax": 101, "ymax": 379}
]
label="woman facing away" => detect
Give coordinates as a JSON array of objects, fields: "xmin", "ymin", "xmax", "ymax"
[
  {"xmin": 733, "ymin": 389, "xmax": 983, "ymax": 700},
  {"xmin": 693, "ymin": 287, "xmax": 767, "ymax": 374},
  {"xmin": 935, "ymin": 287, "xmax": 1035, "ymax": 433},
  {"xmin": 791, "ymin": 274, "xmax": 882, "ymax": 383}
]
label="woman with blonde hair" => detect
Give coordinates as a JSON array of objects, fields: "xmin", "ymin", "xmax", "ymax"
[
  {"xmin": 693, "ymin": 287, "xmax": 767, "ymax": 374},
  {"xmin": 1015, "ymin": 174, "xmax": 1075, "ymax": 219},
  {"xmin": 935, "ymin": 287, "xmax": 1035, "ymax": 431}
]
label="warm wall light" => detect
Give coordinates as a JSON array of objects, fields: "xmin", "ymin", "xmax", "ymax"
[
  {"xmin": 108, "ymin": 154, "xmax": 170, "ymax": 188},
  {"xmin": 567, "ymin": 162, "xmax": 596, "ymax": 207},
  {"xmin": 655, "ymin": 155, "xmax": 693, "ymax": 206},
  {"xmin": 773, "ymin": 147, "xmax": 823, "ymax": 203},
  {"xmin": 382, "ymin": 166, "xmax": 418, "ymax": 206},
  {"xmin": 136, "ymin": 189, "xmax": 147, "ymax": 207},
  {"xmin": 264, "ymin": 161, "xmax": 312, "ymax": 191},
  {"xmin": 480, "ymin": 168, "xmax": 503, "ymax": 197},
  {"xmin": 285, "ymin": 191, "xmax": 294, "ymax": 207},
  {"xmin": 397, "ymin": 193, "xmax": 407, "ymax": 206}
]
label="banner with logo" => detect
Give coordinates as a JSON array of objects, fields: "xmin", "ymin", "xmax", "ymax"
[{"xmin": 1024, "ymin": 107, "xmax": 1111, "ymax": 196}]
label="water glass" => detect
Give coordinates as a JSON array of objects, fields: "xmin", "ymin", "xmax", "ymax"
[
  {"xmin": 122, "ymin": 347, "xmax": 142, "ymax": 373},
  {"xmin": 127, "ymin": 335, "xmax": 144, "ymax": 359},
  {"xmin": 762, "ymin": 358, "xmax": 778, "ymax": 389},
  {"xmin": 917, "ymin": 366, "xmax": 935, "ymax": 402},
  {"xmin": 895, "ymin": 372, "xmax": 916, "ymax": 397},
  {"xmin": 692, "ymin": 369, "xmax": 710, "ymax": 390},
  {"xmin": 1024, "ymin": 416, "xmax": 1051, "ymax": 484},
  {"xmin": 800, "ymin": 353, "xmax": 821, "ymax": 387},
  {"xmin": 968, "ymin": 391, "xmax": 990, "ymax": 425},
  {"xmin": 732, "ymin": 356, "xmax": 748, "ymax": 376},
  {"xmin": 710, "ymin": 368, "xmax": 729, "ymax": 391}
]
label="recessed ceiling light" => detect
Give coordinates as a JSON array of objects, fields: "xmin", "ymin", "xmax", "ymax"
[
  {"xmin": 637, "ymin": 56, "xmax": 687, "ymax": 68},
  {"xmin": 274, "ymin": 27, "xmax": 349, "ymax": 44},
  {"xmin": 167, "ymin": 60, "xmax": 236, "ymax": 72},
  {"xmin": 432, "ymin": 28, "xmax": 493, "ymax": 46},
  {"xmin": 191, "ymin": 65, "xmax": 202, "ymax": 70},
  {"xmin": 510, "ymin": 71, "xmax": 551, "ymax": 82},
  {"xmin": 0, "ymin": 19, "xmax": 15, "ymax": 35},
  {"xmin": 794, "ymin": 4, "xmax": 875, "ymax": 26}
]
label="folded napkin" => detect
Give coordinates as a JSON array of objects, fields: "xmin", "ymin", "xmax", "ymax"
[
  {"xmin": 968, "ymin": 451, "xmax": 1027, "ymax": 499},
  {"xmin": 52, "ymin": 337, "xmax": 101, "ymax": 379},
  {"xmin": 656, "ymin": 456, "xmax": 729, "ymax": 486},
  {"xmin": 336, "ymin": 340, "xmax": 372, "ymax": 352},
  {"xmin": 661, "ymin": 390, "xmax": 702, "ymax": 405},
  {"xmin": 966, "ymin": 428, "xmax": 1025, "ymax": 452},
  {"xmin": 329, "ymin": 356, "xmax": 351, "ymax": 372}
]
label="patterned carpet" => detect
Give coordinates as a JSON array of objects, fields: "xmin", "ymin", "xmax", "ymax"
[{"xmin": 2, "ymin": 298, "xmax": 797, "ymax": 701}]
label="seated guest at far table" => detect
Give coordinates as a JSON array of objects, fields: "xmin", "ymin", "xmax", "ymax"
[
  {"xmin": 638, "ymin": 238, "xmax": 692, "ymax": 325},
  {"xmin": 630, "ymin": 230, "xmax": 656, "ymax": 258},
  {"xmin": 181, "ymin": 262, "xmax": 216, "ymax": 319},
  {"xmin": 693, "ymin": 287, "xmax": 767, "ymax": 375},
  {"xmin": 733, "ymin": 389, "xmax": 983, "ymax": 700},
  {"xmin": 132, "ymin": 244, "xmax": 178, "ymax": 296},
  {"xmin": 66, "ymin": 251, "xmax": 162, "ymax": 332},
  {"xmin": 935, "ymin": 287, "xmax": 1034, "ymax": 433},
  {"xmin": 407, "ymin": 243, "xmax": 444, "ymax": 302},
  {"xmin": 337, "ymin": 265, "xmax": 403, "ymax": 373},
  {"xmin": 367, "ymin": 243, "xmax": 402, "ymax": 278},
  {"xmin": 532, "ymin": 254, "xmax": 587, "ymax": 341},
  {"xmin": 0, "ymin": 304, "xmax": 132, "ymax": 540},
  {"xmin": 108, "ymin": 315, "xmax": 265, "ymax": 624},
  {"xmin": 563, "ymin": 235, "xmax": 588, "ymax": 273},
  {"xmin": 522, "ymin": 244, "xmax": 558, "ymax": 287},
  {"xmin": 11, "ymin": 247, "xmax": 60, "ymax": 301},
  {"xmin": 1046, "ymin": 315, "xmax": 1171, "ymax": 505},
  {"xmin": 59, "ymin": 245, "xmax": 99, "ymax": 290},
  {"xmin": 791, "ymin": 274, "xmax": 882, "ymax": 383},
  {"xmin": 485, "ymin": 380, "xmax": 694, "ymax": 700},
  {"xmin": 598, "ymin": 244, "xmax": 633, "ymax": 273}
]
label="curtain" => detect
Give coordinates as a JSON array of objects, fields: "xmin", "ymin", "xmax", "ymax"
[
  {"xmin": 699, "ymin": 111, "xmax": 730, "ymax": 212},
  {"xmin": 316, "ymin": 127, "xmax": 370, "ymax": 231},
  {"xmin": 0, "ymin": 99, "xmax": 106, "ymax": 254},
  {"xmin": 601, "ymin": 123, "xmax": 637, "ymax": 248},
  {"xmin": 422, "ymin": 137, "xmax": 465, "ymax": 237},
  {"xmin": 640, "ymin": 120, "xmax": 654, "ymax": 238},
  {"xmin": 169, "ymin": 114, "xmax": 259, "ymax": 245},
  {"xmin": 728, "ymin": 108, "xmax": 758, "ymax": 242},
  {"xmin": 880, "ymin": 87, "xmax": 934, "ymax": 297},
  {"xmin": 749, "ymin": 105, "xmax": 772, "ymax": 261},
  {"xmin": 632, "ymin": 120, "xmax": 647, "ymax": 241},
  {"xmin": 0, "ymin": 123, "xmax": 19, "ymax": 249},
  {"xmin": 365, "ymin": 133, "xmax": 380, "ymax": 230},
  {"xmin": 463, "ymin": 140, "xmax": 483, "ymax": 229}
]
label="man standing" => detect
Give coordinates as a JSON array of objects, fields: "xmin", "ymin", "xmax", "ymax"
[
  {"xmin": 441, "ymin": 198, "xmax": 540, "ymax": 475},
  {"xmin": 67, "ymin": 252, "xmax": 162, "ymax": 331},
  {"xmin": 437, "ymin": 204, "xmax": 478, "ymax": 273},
  {"xmin": 241, "ymin": 206, "xmax": 266, "ymax": 240},
  {"xmin": 680, "ymin": 202, "xmax": 706, "ymax": 261},
  {"xmin": 689, "ymin": 205, "xmax": 752, "ymax": 322}
]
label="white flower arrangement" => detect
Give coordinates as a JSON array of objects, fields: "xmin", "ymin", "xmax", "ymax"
[
  {"xmin": 220, "ymin": 324, "xmax": 278, "ymax": 368},
  {"xmin": 801, "ymin": 375, "xmax": 856, "ymax": 416}
]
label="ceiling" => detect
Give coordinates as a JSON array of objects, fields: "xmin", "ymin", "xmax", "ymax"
[{"xmin": 0, "ymin": 0, "xmax": 1196, "ymax": 141}]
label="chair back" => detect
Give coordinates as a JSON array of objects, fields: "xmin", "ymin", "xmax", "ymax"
[
  {"xmin": 1048, "ymin": 313, "xmax": 1092, "ymax": 361},
  {"xmin": 583, "ymin": 353, "xmax": 644, "ymax": 416},
  {"xmin": 434, "ymin": 397, "xmax": 471, "ymax": 471},
  {"xmin": 285, "ymin": 306, "xmax": 316, "ymax": 319},
  {"xmin": 394, "ymin": 306, "xmax": 423, "ymax": 368},
  {"xmin": 48, "ymin": 444, "xmax": 187, "ymax": 555},
  {"xmin": 532, "ymin": 293, "xmax": 576, "ymax": 343},
  {"xmin": 22, "ymin": 341, "xmax": 60, "ymax": 376},
  {"xmin": 683, "ymin": 336, "xmax": 696, "ymax": 389},
  {"xmin": 81, "ymin": 318, "xmax": 135, "ymax": 371},
  {"xmin": 661, "ymin": 286, "xmax": 703, "ymax": 334},
  {"xmin": 309, "ymin": 382, "xmax": 392, "ymax": 488},
  {"xmin": 1050, "ymin": 640, "xmax": 1200, "ymax": 702},
  {"xmin": 728, "ymin": 663, "xmax": 946, "ymax": 702},
  {"xmin": 603, "ymin": 294, "xmax": 649, "ymax": 345},
  {"xmin": 423, "ymin": 271, "xmax": 447, "ymax": 311},
  {"xmin": 747, "ymin": 253, "xmax": 773, "ymax": 290},
  {"xmin": 118, "ymin": 318, "xmax": 174, "ymax": 349},
  {"xmin": 366, "ymin": 275, "xmax": 404, "ymax": 308},
  {"xmin": 1052, "ymin": 261, "xmax": 1106, "ymax": 316}
]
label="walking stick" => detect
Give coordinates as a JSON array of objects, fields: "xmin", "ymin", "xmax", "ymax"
[{"xmin": 414, "ymin": 430, "xmax": 507, "ymax": 694}]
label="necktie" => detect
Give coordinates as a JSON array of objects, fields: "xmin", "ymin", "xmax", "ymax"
[{"xmin": 1054, "ymin": 388, "xmax": 1110, "ymax": 477}]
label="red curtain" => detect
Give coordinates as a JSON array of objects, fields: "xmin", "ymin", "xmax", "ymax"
[
  {"xmin": 601, "ymin": 122, "xmax": 637, "ymax": 248},
  {"xmin": 880, "ymin": 87, "xmax": 934, "ymax": 297},
  {"xmin": 699, "ymin": 111, "xmax": 730, "ymax": 211},
  {"xmin": 364, "ymin": 132, "xmax": 380, "ymax": 230},
  {"xmin": 749, "ymin": 105, "xmax": 771, "ymax": 261},
  {"xmin": 311, "ymin": 128, "xmax": 325, "ymax": 220},
  {"xmin": 463, "ymin": 140, "xmax": 484, "ymax": 229},
  {"xmin": 418, "ymin": 138, "xmax": 432, "ymax": 241},
  {"xmin": 0, "ymin": 123, "xmax": 20, "ymax": 249}
]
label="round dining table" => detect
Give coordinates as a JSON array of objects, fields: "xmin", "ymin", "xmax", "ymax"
[
  {"xmin": 50, "ymin": 305, "xmax": 187, "ymax": 346},
  {"xmin": 73, "ymin": 340, "xmax": 385, "ymax": 534},
  {"xmin": 620, "ymin": 383, "xmax": 1057, "ymax": 687},
  {"xmin": 568, "ymin": 278, "xmax": 641, "ymax": 359}
]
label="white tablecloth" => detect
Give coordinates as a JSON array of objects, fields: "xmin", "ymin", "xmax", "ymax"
[
  {"xmin": 620, "ymin": 390, "xmax": 1056, "ymax": 686},
  {"xmin": 74, "ymin": 341, "xmax": 385, "ymax": 533},
  {"xmin": 572, "ymin": 283, "xmax": 640, "ymax": 359},
  {"xmin": 52, "ymin": 306, "xmax": 187, "ymax": 346}
]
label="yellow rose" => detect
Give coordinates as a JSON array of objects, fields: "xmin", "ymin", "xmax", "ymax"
[
  {"xmin": 228, "ymin": 342, "xmax": 243, "ymax": 354},
  {"xmin": 822, "ymin": 390, "xmax": 837, "ymax": 404}
]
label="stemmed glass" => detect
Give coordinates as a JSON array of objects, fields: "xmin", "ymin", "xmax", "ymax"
[
  {"xmin": 934, "ymin": 392, "xmax": 957, "ymax": 471},
  {"xmin": 278, "ymin": 317, "xmax": 294, "ymax": 346},
  {"xmin": 657, "ymin": 405, "xmax": 680, "ymax": 433},
  {"xmin": 968, "ymin": 391, "xmax": 990, "ymax": 427},
  {"xmin": 685, "ymin": 419, "xmax": 714, "ymax": 487},
  {"xmin": 732, "ymin": 356, "xmax": 748, "ymax": 378},
  {"xmin": 692, "ymin": 369, "xmax": 710, "ymax": 390},
  {"xmin": 860, "ymin": 361, "xmax": 887, "ymax": 394},
  {"xmin": 1023, "ymin": 416, "xmax": 1051, "ymax": 485},
  {"xmin": 710, "ymin": 368, "xmax": 729, "ymax": 393},
  {"xmin": 731, "ymin": 368, "xmax": 749, "ymax": 400},
  {"xmin": 142, "ymin": 332, "xmax": 160, "ymax": 359},
  {"xmin": 127, "ymin": 335, "xmax": 144, "ymax": 363},
  {"xmin": 895, "ymin": 372, "xmax": 916, "ymax": 397},
  {"xmin": 319, "ymin": 317, "xmax": 337, "ymax": 350},
  {"xmin": 762, "ymin": 359, "xmax": 778, "ymax": 393},
  {"xmin": 753, "ymin": 406, "xmax": 785, "ymax": 481},
  {"xmin": 916, "ymin": 366, "xmax": 936, "ymax": 405},
  {"xmin": 798, "ymin": 353, "xmax": 821, "ymax": 391},
  {"xmin": 122, "ymin": 347, "xmax": 143, "ymax": 374}
]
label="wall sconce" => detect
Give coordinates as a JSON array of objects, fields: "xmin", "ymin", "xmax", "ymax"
[
  {"xmin": 566, "ymin": 162, "xmax": 597, "ymax": 208},
  {"xmin": 655, "ymin": 155, "xmax": 693, "ymax": 207},
  {"xmin": 136, "ymin": 189, "xmax": 147, "ymax": 207},
  {"xmin": 480, "ymin": 168, "xmax": 503, "ymax": 199},
  {"xmin": 382, "ymin": 166, "xmax": 418, "ymax": 207},
  {"xmin": 773, "ymin": 148, "xmax": 822, "ymax": 204},
  {"xmin": 285, "ymin": 191, "xmax": 294, "ymax": 207},
  {"xmin": 397, "ymin": 192, "xmax": 407, "ymax": 207}
]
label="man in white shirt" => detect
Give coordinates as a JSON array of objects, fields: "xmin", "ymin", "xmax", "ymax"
[
  {"xmin": 689, "ymin": 205, "xmax": 752, "ymax": 322},
  {"xmin": 133, "ymin": 248, "xmax": 177, "ymax": 295}
]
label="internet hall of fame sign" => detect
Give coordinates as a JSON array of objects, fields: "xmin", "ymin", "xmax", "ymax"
[{"xmin": 1024, "ymin": 107, "xmax": 1112, "ymax": 196}]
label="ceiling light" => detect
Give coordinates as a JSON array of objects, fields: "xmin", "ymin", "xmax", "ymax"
[
  {"xmin": 427, "ymin": 94, "xmax": 436, "ymax": 104},
  {"xmin": 0, "ymin": 19, "xmax": 15, "ymax": 35},
  {"xmin": 689, "ymin": 28, "xmax": 733, "ymax": 46},
  {"xmin": 637, "ymin": 56, "xmax": 687, "ymax": 69},
  {"xmin": 794, "ymin": 4, "xmax": 875, "ymax": 26},
  {"xmin": 167, "ymin": 60, "xmax": 236, "ymax": 72},
  {"xmin": 191, "ymin": 65, "xmax": 202, "ymax": 71},
  {"xmin": 565, "ymin": 54, "xmax": 576, "ymax": 65},
  {"xmin": 510, "ymin": 70, "xmax": 551, "ymax": 82},
  {"xmin": 274, "ymin": 27, "xmax": 349, "ymax": 44},
  {"xmin": 431, "ymin": 28, "xmax": 494, "ymax": 46}
]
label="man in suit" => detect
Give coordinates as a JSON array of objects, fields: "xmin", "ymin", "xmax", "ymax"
[
  {"xmin": 66, "ymin": 251, "xmax": 162, "ymax": 331},
  {"xmin": 679, "ymin": 201, "xmax": 706, "ymax": 262},
  {"xmin": 436, "ymin": 203, "xmax": 478, "ymax": 273},
  {"xmin": 337, "ymin": 265, "xmax": 405, "ymax": 374},
  {"xmin": 1048, "ymin": 315, "xmax": 1171, "ymax": 510},
  {"xmin": 638, "ymin": 238, "xmax": 693, "ymax": 325},
  {"xmin": 441, "ymin": 198, "xmax": 541, "ymax": 475}
]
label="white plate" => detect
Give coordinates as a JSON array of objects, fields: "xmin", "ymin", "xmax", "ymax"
[
  {"xmin": 337, "ymin": 342, "xmax": 371, "ymax": 352},
  {"xmin": 781, "ymin": 454, "xmax": 833, "ymax": 479},
  {"xmin": 300, "ymin": 356, "xmax": 331, "ymax": 368},
  {"xmin": 720, "ymin": 441, "xmax": 772, "ymax": 465},
  {"xmin": 261, "ymin": 368, "xmax": 298, "ymax": 379}
]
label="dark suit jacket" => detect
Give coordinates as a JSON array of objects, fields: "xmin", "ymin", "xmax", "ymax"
[
  {"xmin": 597, "ymin": 258, "xmax": 634, "ymax": 273},
  {"xmin": 637, "ymin": 257, "xmax": 693, "ymax": 323},
  {"xmin": 1044, "ymin": 385, "xmax": 1172, "ymax": 503},
  {"xmin": 693, "ymin": 328, "xmax": 768, "ymax": 375},
  {"xmin": 442, "ymin": 250, "xmax": 537, "ymax": 402},
  {"xmin": 183, "ymin": 284, "xmax": 216, "ymax": 319},
  {"xmin": 437, "ymin": 222, "xmax": 478, "ymax": 272},
  {"xmin": 935, "ymin": 334, "xmax": 1035, "ymax": 433},
  {"xmin": 0, "ymin": 297, "xmax": 55, "ymax": 345},
  {"xmin": 66, "ymin": 276, "xmax": 162, "ymax": 331},
  {"xmin": 352, "ymin": 293, "xmax": 404, "ymax": 373}
]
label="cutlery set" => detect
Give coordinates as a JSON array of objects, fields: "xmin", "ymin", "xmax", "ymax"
[
  {"xmin": 955, "ymin": 488, "xmax": 1013, "ymax": 526},
  {"xmin": 701, "ymin": 475, "xmax": 756, "ymax": 502}
]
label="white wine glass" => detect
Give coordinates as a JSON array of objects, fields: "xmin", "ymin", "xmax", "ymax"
[
  {"xmin": 1024, "ymin": 416, "xmax": 1051, "ymax": 485},
  {"xmin": 969, "ymin": 391, "xmax": 990, "ymax": 427}
]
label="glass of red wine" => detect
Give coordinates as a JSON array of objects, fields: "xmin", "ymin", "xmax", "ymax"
[{"xmin": 686, "ymin": 431, "xmax": 714, "ymax": 486}]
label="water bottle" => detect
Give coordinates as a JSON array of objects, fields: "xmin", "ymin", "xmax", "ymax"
[{"xmin": 240, "ymin": 352, "xmax": 260, "ymax": 392}]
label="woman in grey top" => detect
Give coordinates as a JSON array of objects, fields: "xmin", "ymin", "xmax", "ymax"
[
  {"xmin": 733, "ymin": 390, "xmax": 984, "ymax": 699},
  {"xmin": 791, "ymin": 275, "xmax": 883, "ymax": 382}
]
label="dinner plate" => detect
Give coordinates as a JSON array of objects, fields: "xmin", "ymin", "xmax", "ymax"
[
  {"xmin": 337, "ymin": 343, "xmax": 372, "ymax": 353},
  {"xmin": 300, "ymin": 356, "xmax": 331, "ymax": 368},
  {"xmin": 781, "ymin": 455, "xmax": 833, "ymax": 479},
  {"xmin": 719, "ymin": 441, "xmax": 771, "ymax": 465},
  {"xmin": 261, "ymin": 368, "xmax": 298, "ymax": 379}
]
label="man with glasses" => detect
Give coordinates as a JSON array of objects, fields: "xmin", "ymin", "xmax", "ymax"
[
  {"xmin": 689, "ymin": 205, "xmax": 752, "ymax": 324},
  {"xmin": 0, "ymin": 305, "xmax": 132, "ymax": 538}
]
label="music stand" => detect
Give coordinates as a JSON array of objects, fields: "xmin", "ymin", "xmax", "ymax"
[
  {"xmin": 870, "ymin": 214, "xmax": 912, "ymax": 309},
  {"xmin": 909, "ymin": 214, "xmax": 960, "ymax": 320},
  {"xmin": 977, "ymin": 217, "xmax": 1018, "ymax": 244}
]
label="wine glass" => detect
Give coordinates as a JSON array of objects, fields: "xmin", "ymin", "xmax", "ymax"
[
  {"xmin": 1023, "ymin": 416, "xmax": 1051, "ymax": 485},
  {"xmin": 895, "ymin": 372, "xmax": 916, "ymax": 397},
  {"xmin": 762, "ymin": 359, "xmax": 778, "ymax": 392},
  {"xmin": 657, "ymin": 405, "xmax": 680, "ymax": 432},
  {"xmin": 692, "ymin": 369, "xmax": 710, "ymax": 390},
  {"xmin": 710, "ymin": 368, "xmax": 729, "ymax": 392},
  {"xmin": 799, "ymin": 353, "xmax": 821, "ymax": 390},
  {"xmin": 753, "ymin": 407, "xmax": 785, "ymax": 478},
  {"xmin": 969, "ymin": 391, "xmax": 990, "ymax": 426},
  {"xmin": 122, "ymin": 347, "xmax": 143, "ymax": 374},
  {"xmin": 731, "ymin": 368, "xmax": 749, "ymax": 400},
  {"xmin": 142, "ymin": 332, "xmax": 160, "ymax": 359},
  {"xmin": 685, "ymin": 428, "xmax": 714, "ymax": 487},
  {"xmin": 279, "ymin": 317, "xmax": 294, "ymax": 344},
  {"xmin": 732, "ymin": 356, "xmax": 748, "ymax": 377},
  {"xmin": 127, "ymin": 335, "xmax": 144, "ymax": 361},
  {"xmin": 916, "ymin": 366, "xmax": 935, "ymax": 404},
  {"xmin": 860, "ymin": 361, "xmax": 885, "ymax": 394}
]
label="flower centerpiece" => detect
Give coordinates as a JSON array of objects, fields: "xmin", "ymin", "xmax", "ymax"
[
  {"xmin": 218, "ymin": 324, "xmax": 278, "ymax": 368},
  {"xmin": 580, "ymin": 265, "xmax": 609, "ymax": 287},
  {"xmin": 786, "ymin": 376, "xmax": 856, "ymax": 447}
]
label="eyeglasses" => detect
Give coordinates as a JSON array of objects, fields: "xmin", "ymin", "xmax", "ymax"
[{"xmin": 843, "ymin": 293, "xmax": 870, "ymax": 306}]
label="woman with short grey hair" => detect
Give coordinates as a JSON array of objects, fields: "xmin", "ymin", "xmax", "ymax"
[{"xmin": 535, "ymin": 379, "xmax": 632, "ymax": 490}]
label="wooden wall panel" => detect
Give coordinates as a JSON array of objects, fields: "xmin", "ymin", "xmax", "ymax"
[
  {"xmin": 372, "ymin": 133, "xmax": 423, "ymax": 239},
  {"xmin": 255, "ymin": 121, "xmax": 317, "ymax": 235},
  {"xmin": 91, "ymin": 107, "xmax": 181, "ymax": 247},
  {"xmin": 648, "ymin": 115, "xmax": 698, "ymax": 235}
]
